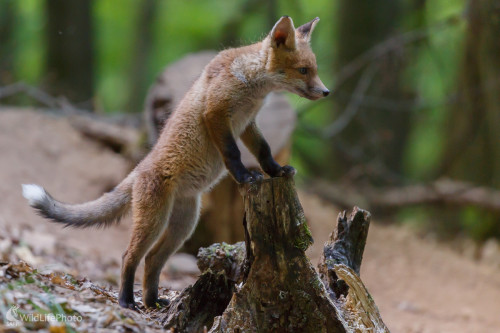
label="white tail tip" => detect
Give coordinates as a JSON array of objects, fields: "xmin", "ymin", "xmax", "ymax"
[{"xmin": 22, "ymin": 184, "xmax": 46, "ymax": 206}]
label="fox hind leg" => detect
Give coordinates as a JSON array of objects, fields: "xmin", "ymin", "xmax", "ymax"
[
  {"xmin": 142, "ymin": 195, "xmax": 201, "ymax": 308},
  {"xmin": 118, "ymin": 175, "xmax": 175, "ymax": 310}
]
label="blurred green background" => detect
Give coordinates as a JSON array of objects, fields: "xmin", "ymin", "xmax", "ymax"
[{"xmin": 1, "ymin": 0, "xmax": 499, "ymax": 243}]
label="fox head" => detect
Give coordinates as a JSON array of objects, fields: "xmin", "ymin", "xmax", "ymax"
[{"xmin": 266, "ymin": 16, "xmax": 329, "ymax": 100}]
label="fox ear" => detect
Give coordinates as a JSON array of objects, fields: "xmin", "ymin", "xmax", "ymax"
[
  {"xmin": 270, "ymin": 16, "xmax": 296, "ymax": 50},
  {"xmin": 296, "ymin": 17, "xmax": 319, "ymax": 42}
]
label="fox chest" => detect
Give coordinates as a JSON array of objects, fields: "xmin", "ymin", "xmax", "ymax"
[{"xmin": 230, "ymin": 98, "xmax": 264, "ymax": 136}]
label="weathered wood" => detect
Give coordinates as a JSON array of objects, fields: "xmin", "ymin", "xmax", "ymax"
[
  {"xmin": 333, "ymin": 264, "xmax": 389, "ymax": 332},
  {"xmin": 156, "ymin": 242, "xmax": 245, "ymax": 332},
  {"xmin": 197, "ymin": 242, "xmax": 246, "ymax": 284},
  {"xmin": 319, "ymin": 207, "xmax": 389, "ymax": 333},
  {"xmin": 160, "ymin": 270, "xmax": 235, "ymax": 332},
  {"xmin": 210, "ymin": 177, "xmax": 346, "ymax": 333},
  {"xmin": 158, "ymin": 178, "xmax": 387, "ymax": 333},
  {"xmin": 319, "ymin": 207, "xmax": 370, "ymax": 297}
]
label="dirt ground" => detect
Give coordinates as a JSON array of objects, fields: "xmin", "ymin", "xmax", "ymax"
[{"xmin": 1, "ymin": 108, "xmax": 500, "ymax": 332}]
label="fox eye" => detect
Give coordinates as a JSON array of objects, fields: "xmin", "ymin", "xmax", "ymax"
[{"xmin": 298, "ymin": 67, "xmax": 308, "ymax": 75}]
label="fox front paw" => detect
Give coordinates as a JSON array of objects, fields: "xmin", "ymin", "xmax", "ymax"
[
  {"xmin": 266, "ymin": 164, "xmax": 296, "ymax": 178},
  {"xmin": 276, "ymin": 165, "xmax": 296, "ymax": 178},
  {"xmin": 119, "ymin": 298, "xmax": 139, "ymax": 311},
  {"xmin": 237, "ymin": 170, "xmax": 264, "ymax": 184},
  {"xmin": 144, "ymin": 298, "xmax": 170, "ymax": 309}
]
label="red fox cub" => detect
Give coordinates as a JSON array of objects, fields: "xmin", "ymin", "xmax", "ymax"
[{"xmin": 22, "ymin": 16, "xmax": 329, "ymax": 309}]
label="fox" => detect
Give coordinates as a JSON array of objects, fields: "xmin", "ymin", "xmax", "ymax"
[{"xmin": 22, "ymin": 16, "xmax": 329, "ymax": 309}]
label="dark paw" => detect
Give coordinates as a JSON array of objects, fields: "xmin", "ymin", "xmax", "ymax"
[
  {"xmin": 280, "ymin": 165, "xmax": 296, "ymax": 177},
  {"xmin": 156, "ymin": 298, "xmax": 170, "ymax": 308},
  {"xmin": 119, "ymin": 298, "xmax": 139, "ymax": 311},
  {"xmin": 270, "ymin": 165, "xmax": 296, "ymax": 178},
  {"xmin": 145, "ymin": 298, "xmax": 170, "ymax": 309},
  {"xmin": 249, "ymin": 170, "xmax": 264, "ymax": 181},
  {"xmin": 238, "ymin": 170, "xmax": 263, "ymax": 184},
  {"xmin": 263, "ymin": 159, "xmax": 296, "ymax": 178}
]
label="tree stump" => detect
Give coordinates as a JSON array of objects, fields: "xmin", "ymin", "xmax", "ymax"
[
  {"xmin": 158, "ymin": 177, "xmax": 388, "ymax": 332},
  {"xmin": 209, "ymin": 177, "xmax": 346, "ymax": 332},
  {"xmin": 319, "ymin": 208, "xmax": 389, "ymax": 332}
]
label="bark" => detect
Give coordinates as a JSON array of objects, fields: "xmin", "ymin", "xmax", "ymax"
[
  {"xmin": 433, "ymin": 0, "xmax": 500, "ymax": 240},
  {"xmin": 127, "ymin": 0, "xmax": 158, "ymax": 113},
  {"xmin": 45, "ymin": 0, "xmax": 94, "ymax": 105},
  {"xmin": 0, "ymin": 0, "xmax": 15, "ymax": 85},
  {"xmin": 319, "ymin": 207, "xmax": 388, "ymax": 332},
  {"xmin": 438, "ymin": 0, "xmax": 500, "ymax": 188},
  {"xmin": 160, "ymin": 270, "xmax": 235, "ymax": 332},
  {"xmin": 157, "ymin": 177, "xmax": 386, "ymax": 332},
  {"xmin": 209, "ymin": 177, "xmax": 345, "ymax": 332},
  {"xmin": 147, "ymin": 242, "xmax": 246, "ymax": 332},
  {"xmin": 197, "ymin": 242, "xmax": 246, "ymax": 284},
  {"xmin": 319, "ymin": 207, "xmax": 370, "ymax": 283}
]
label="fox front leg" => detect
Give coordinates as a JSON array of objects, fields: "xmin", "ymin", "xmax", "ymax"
[
  {"xmin": 241, "ymin": 121, "xmax": 296, "ymax": 178},
  {"xmin": 222, "ymin": 132, "xmax": 264, "ymax": 183},
  {"xmin": 204, "ymin": 107, "xmax": 262, "ymax": 184}
]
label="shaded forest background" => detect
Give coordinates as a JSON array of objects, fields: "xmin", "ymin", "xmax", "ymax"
[{"xmin": 1, "ymin": 0, "xmax": 499, "ymax": 244}]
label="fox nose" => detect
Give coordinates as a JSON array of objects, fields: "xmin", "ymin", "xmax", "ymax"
[{"xmin": 322, "ymin": 89, "xmax": 330, "ymax": 97}]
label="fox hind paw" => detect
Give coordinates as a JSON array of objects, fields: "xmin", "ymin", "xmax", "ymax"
[{"xmin": 119, "ymin": 299, "xmax": 139, "ymax": 311}]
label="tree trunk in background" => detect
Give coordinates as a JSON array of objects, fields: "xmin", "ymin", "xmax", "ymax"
[
  {"xmin": 332, "ymin": 0, "xmax": 410, "ymax": 185},
  {"xmin": 436, "ymin": 0, "xmax": 500, "ymax": 240},
  {"xmin": 0, "ymin": 0, "xmax": 15, "ymax": 85},
  {"xmin": 221, "ymin": 0, "xmax": 277, "ymax": 47},
  {"xmin": 45, "ymin": 0, "xmax": 94, "ymax": 107},
  {"xmin": 440, "ymin": 0, "xmax": 500, "ymax": 188},
  {"xmin": 127, "ymin": 0, "xmax": 157, "ymax": 113}
]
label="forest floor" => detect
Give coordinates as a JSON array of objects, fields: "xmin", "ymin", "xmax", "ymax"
[{"xmin": 1, "ymin": 108, "xmax": 500, "ymax": 332}]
